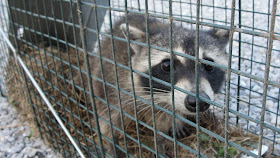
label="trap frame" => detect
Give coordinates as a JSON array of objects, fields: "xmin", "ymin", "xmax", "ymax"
[{"xmin": 0, "ymin": 0, "xmax": 279, "ymax": 157}]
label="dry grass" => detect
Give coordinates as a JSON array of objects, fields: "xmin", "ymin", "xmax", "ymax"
[
  {"xmin": 113, "ymin": 111, "xmax": 262, "ymax": 158},
  {"xmin": 5, "ymin": 43, "xmax": 271, "ymax": 157}
]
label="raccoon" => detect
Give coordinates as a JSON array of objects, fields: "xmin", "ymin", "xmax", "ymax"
[{"xmin": 89, "ymin": 14, "xmax": 229, "ymax": 157}]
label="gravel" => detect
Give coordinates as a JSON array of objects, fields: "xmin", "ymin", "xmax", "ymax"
[
  {"xmin": 1, "ymin": 1, "xmax": 59, "ymax": 157},
  {"xmin": 0, "ymin": 96, "xmax": 60, "ymax": 158}
]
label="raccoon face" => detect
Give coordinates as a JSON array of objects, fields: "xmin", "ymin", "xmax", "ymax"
[{"xmin": 120, "ymin": 23, "xmax": 229, "ymax": 115}]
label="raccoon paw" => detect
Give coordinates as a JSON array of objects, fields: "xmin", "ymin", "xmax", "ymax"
[
  {"xmin": 175, "ymin": 125, "xmax": 191, "ymax": 139},
  {"xmin": 157, "ymin": 144, "xmax": 173, "ymax": 158},
  {"xmin": 165, "ymin": 151, "xmax": 173, "ymax": 158},
  {"xmin": 155, "ymin": 151, "xmax": 173, "ymax": 158},
  {"xmin": 156, "ymin": 137, "xmax": 173, "ymax": 158}
]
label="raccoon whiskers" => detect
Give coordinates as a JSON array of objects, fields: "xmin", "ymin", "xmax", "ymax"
[
  {"xmin": 166, "ymin": 115, "xmax": 172, "ymax": 127},
  {"xmin": 124, "ymin": 99, "xmax": 169, "ymax": 127},
  {"xmin": 157, "ymin": 105, "xmax": 171, "ymax": 119},
  {"xmin": 123, "ymin": 102, "xmax": 152, "ymax": 130},
  {"xmin": 137, "ymin": 103, "xmax": 152, "ymax": 114},
  {"xmin": 118, "ymin": 94, "xmax": 167, "ymax": 107},
  {"xmin": 135, "ymin": 87, "xmax": 170, "ymax": 93},
  {"xmin": 145, "ymin": 104, "xmax": 171, "ymax": 125},
  {"xmin": 121, "ymin": 86, "xmax": 170, "ymax": 93},
  {"xmin": 137, "ymin": 104, "xmax": 170, "ymax": 132}
]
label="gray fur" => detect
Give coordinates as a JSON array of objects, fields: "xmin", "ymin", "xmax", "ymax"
[{"xmin": 87, "ymin": 14, "xmax": 229, "ymax": 157}]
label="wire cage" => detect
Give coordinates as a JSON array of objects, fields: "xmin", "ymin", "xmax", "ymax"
[{"xmin": 0, "ymin": 0, "xmax": 279, "ymax": 157}]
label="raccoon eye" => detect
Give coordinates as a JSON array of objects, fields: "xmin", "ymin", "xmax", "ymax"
[
  {"xmin": 204, "ymin": 64, "xmax": 215, "ymax": 72},
  {"xmin": 161, "ymin": 60, "xmax": 172, "ymax": 72},
  {"xmin": 203, "ymin": 58, "xmax": 215, "ymax": 72}
]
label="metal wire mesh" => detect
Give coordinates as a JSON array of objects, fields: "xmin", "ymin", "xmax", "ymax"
[{"xmin": 0, "ymin": 0, "xmax": 279, "ymax": 157}]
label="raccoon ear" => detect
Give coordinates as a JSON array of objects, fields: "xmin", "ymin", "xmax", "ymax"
[
  {"xmin": 120, "ymin": 23, "xmax": 145, "ymax": 53},
  {"xmin": 120, "ymin": 23, "xmax": 145, "ymax": 41},
  {"xmin": 208, "ymin": 29, "xmax": 230, "ymax": 46}
]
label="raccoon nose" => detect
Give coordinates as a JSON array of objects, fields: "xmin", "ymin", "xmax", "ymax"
[{"xmin": 185, "ymin": 92, "xmax": 210, "ymax": 112}]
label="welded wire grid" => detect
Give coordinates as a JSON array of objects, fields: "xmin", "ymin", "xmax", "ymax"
[{"xmin": 0, "ymin": 0, "xmax": 279, "ymax": 157}]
